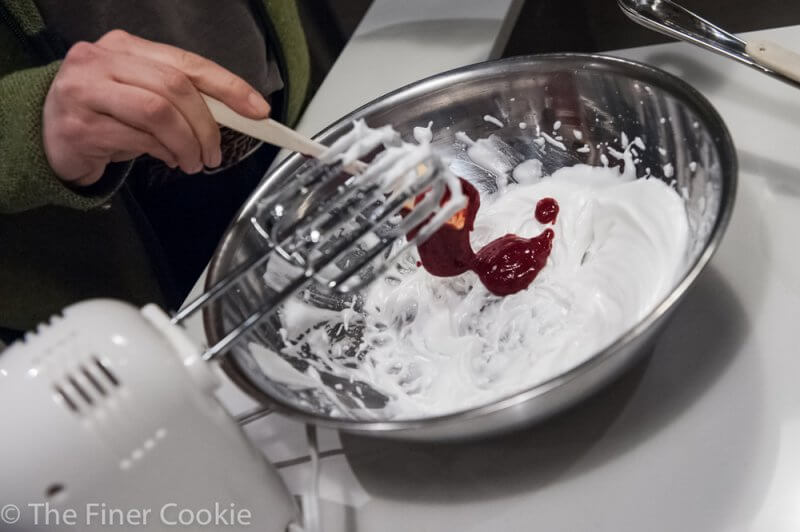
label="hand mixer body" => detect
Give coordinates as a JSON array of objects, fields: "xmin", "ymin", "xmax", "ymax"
[{"xmin": 0, "ymin": 300, "xmax": 299, "ymax": 531}]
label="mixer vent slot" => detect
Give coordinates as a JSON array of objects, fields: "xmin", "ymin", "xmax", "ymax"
[
  {"xmin": 53, "ymin": 357, "xmax": 121, "ymax": 415},
  {"xmin": 81, "ymin": 366, "xmax": 106, "ymax": 396},
  {"xmin": 93, "ymin": 356, "xmax": 120, "ymax": 387},
  {"xmin": 54, "ymin": 385, "xmax": 78, "ymax": 413},
  {"xmin": 67, "ymin": 375, "xmax": 92, "ymax": 405}
]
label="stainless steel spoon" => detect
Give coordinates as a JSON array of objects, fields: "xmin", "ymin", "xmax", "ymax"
[{"xmin": 618, "ymin": 0, "xmax": 800, "ymax": 89}]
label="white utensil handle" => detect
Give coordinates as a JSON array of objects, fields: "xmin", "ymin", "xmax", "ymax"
[
  {"xmin": 746, "ymin": 39, "xmax": 800, "ymax": 84},
  {"xmin": 201, "ymin": 94, "xmax": 326, "ymax": 157}
]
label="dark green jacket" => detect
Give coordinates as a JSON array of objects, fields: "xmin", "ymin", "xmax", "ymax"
[{"xmin": 0, "ymin": 0, "xmax": 310, "ymax": 330}]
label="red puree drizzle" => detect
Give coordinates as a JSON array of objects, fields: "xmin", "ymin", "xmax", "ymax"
[
  {"xmin": 472, "ymin": 229, "xmax": 555, "ymax": 296},
  {"xmin": 535, "ymin": 197, "xmax": 559, "ymax": 224},
  {"xmin": 415, "ymin": 179, "xmax": 480, "ymax": 276},
  {"xmin": 414, "ymin": 179, "xmax": 558, "ymax": 296}
]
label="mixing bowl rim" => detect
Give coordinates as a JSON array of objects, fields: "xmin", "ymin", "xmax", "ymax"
[{"xmin": 206, "ymin": 52, "xmax": 738, "ymax": 434}]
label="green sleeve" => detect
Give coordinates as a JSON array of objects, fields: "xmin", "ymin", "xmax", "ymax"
[
  {"xmin": 0, "ymin": 61, "xmax": 130, "ymax": 214},
  {"xmin": 264, "ymin": 0, "xmax": 310, "ymax": 126}
]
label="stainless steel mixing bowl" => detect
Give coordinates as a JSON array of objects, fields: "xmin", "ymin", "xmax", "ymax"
[{"xmin": 204, "ymin": 54, "xmax": 736, "ymax": 441}]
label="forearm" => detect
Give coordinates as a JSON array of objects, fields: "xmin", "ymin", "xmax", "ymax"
[{"xmin": 0, "ymin": 62, "xmax": 129, "ymax": 213}]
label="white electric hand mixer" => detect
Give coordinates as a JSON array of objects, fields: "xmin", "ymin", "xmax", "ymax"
[{"xmin": 0, "ymin": 117, "xmax": 465, "ymax": 531}]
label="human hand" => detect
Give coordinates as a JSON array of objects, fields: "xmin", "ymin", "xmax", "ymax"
[{"xmin": 42, "ymin": 29, "xmax": 271, "ymax": 186}]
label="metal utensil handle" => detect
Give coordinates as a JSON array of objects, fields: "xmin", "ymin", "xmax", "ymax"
[
  {"xmin": 617, "ymin": 0, "xmax": 800, "ymax": 89},
  {"xmin": 617, "ymin": 0, "xmax": 747, "ymax": 59}
]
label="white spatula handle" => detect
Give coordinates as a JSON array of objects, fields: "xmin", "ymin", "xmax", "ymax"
[
  {"xmin": 201, "ymin": 94, "xmax": 326, "ymax": 157},
  {"xmin": 746, "ymin": 39, "xmax": 800, "ymax": 85}
]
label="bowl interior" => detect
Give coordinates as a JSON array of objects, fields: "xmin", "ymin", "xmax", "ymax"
[{"xmin": 204, "ymin": 55, "xmax": 734, "ymax": 433}]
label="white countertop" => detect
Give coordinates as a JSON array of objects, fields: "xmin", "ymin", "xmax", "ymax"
[
  {"xmin": 191, "ymin": 11, "xmax": 800, "ymax": 532},
  {"xmin": 293, "ymin": 0, "xmax": 524, "ymax": 137}
]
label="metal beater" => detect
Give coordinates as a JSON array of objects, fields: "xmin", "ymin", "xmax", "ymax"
[{"xmin": 175, "ymin": 119, "xmax": 463, "ymax": 360}]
